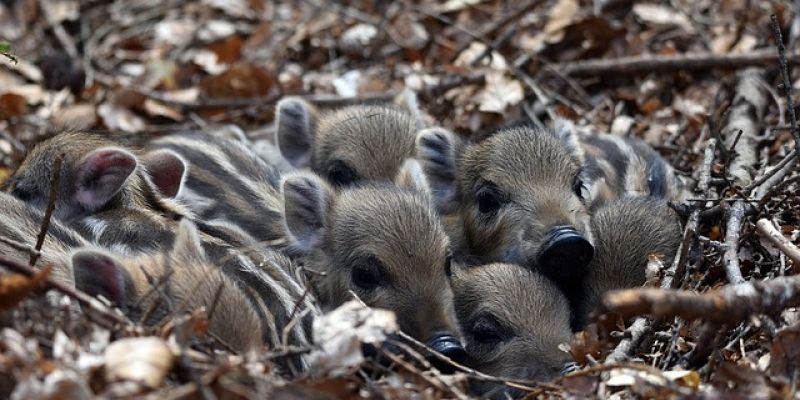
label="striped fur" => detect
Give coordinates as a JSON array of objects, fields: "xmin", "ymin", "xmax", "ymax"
[
  {"xmin": 553, "ymin": 119, "xmax": 688, "ymax": 210},
  {"xmin": 275, "ymin": 97, "xmax": 424, "ymax": 186},
  {"xmin": 148, "ymin": 132, "xmax": 288, "ymax": 249},
  {"xmin": 70, "ymin": 219, "xmax": 317, "ymax": 369},
  {"xmin": 0, "ymin": 192, "xmax": 89, "ymax": 286},
  {"xmin": 5, "ymin": 131, "xmax": 193, "ymax": 254},
  {"xmin": 281, "ymin": 162, "xmax": 463, "ymax": 346}
]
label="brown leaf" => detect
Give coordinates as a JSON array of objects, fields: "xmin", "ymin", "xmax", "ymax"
[
  {"xmin": 769, "ymin": 323, "xmax": 800, "ymax": 379},
  {"xmin": 208, "ymin": 35, "xmax": 243, "ymax": 64},
  {"xmin": 569, "ymin": 328, "xmax": 602, "ymax": 365},
  {"xmin": 0, "ymin": 92, "xmax": 28, "ymax": 120},
  {"xmin": 199, "ymin": 63, "xmax": 274, "ymax": 99},
  {"xmin": 0, "ymin": 266, "xmax": 51, "ymax": 311}
]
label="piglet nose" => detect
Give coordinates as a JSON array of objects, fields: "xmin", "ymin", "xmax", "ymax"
[
  {"xmin": 539, "ymin": 225, "xmax": 594, "ymax": 283},
  {"xmin": 427, "ymin": 332, "xmax": 466, "ymax": 373}
]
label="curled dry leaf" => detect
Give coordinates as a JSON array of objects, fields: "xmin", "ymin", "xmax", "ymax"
[
  {"xmin": 307, "ymin": 300, "xmax": 398, "ymax": 377},
  {"xmin": 632, "ymin": 4, "xmax": 694, "ymax": 33},
  {"xmin": 477, "ymin": 72, "xmax": 523, "ymax": 114},
  {"xmin": 339, "ymin": 23, "xmax": 379, "ymax": 58},
  {"xmin": 0, "ymin": 266, "xmax": 51, "ymax": 311},
  {"xmin": 104, "ymin": 337, "xmax": 175, "ymax": 389},
  {"xmin": 97, "ymin": 102, "xmax": 145, "ymax": 133}
]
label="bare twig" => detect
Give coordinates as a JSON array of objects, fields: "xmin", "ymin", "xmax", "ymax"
[
  {"xmin": 552, "ymin": 49, "xmax": 800, "ymax": 76},
  {"xmin": 771, "ymin": 15, "xmax": 800, "ymax": 157},
  {"xmin": 604, "ymin": 318, "xmax": 649, "ymax": 364},
  {"xmin": 29, "ymin": 155, "xmax": 63, "ymax": 266},
  {"xmin": 723, "ymin": 201, "xmax": 746, "ymax": 284},
  {"xmin": 756, "ymin": 218, "xmax": 800, "ymax": 266},
  {"xmin": 604, "ymin": 274, "xmax": 800, "ymax": 323}
]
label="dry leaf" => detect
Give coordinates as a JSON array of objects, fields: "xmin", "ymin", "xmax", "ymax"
[
  {"xmin": 199, "ymin": 63, "xmax": 274, "ymax": 98},
  {"xmin": 663, "ymin": 370, "xmax": 701, "ymax": 389},
  {"xmin": 144, "ymin": 99, "xmax": 183, "ymax": 121},
  {"xmin": 0, "ymin": 266, "xmax": 51, "ymax": 311},
  {"xmin": 307, "ymin": 300, "xmax": 398, "ymax": 378},
  {"xmin": 477, "ymin": 72, "xmax": 523, "ymax": 114},
  {"xmin": 51, "ymin": 103, "xmax": 97, "ymax": 131},
  {"xmin": 105, "ymin": 337, "xmax": 174, "ymax": 389},
  {"xmin": 437, "ymin": 0, "xmax": 484, "ymax": 13},
  {"xmin": 0, "ymin": 92, "xmax": 28, "ymax": 120},
  {"xmin": 632, "ymin": 4, "xmax": 694, "ymax": 32},
  {"xmin": 97, "ymin": 102, "xmax": 145, "ymax": 132}
]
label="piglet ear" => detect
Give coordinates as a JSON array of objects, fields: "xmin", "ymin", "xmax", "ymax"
[
  {"xmin": 71, "ymin": 249, "xmax": 127, "ymax": 306},
  {"xmin": 74, "ymin": 147, "xmax": 137, "ymax": 211},
  {"xmin": 140, "ymin": 149, "xmax": 186, "ymax": 198},
  {"xmin": 276, "ymin": 97, "xmax": 316, "ymax": 168},
  {"xmin": 415, "ymin": 127, "xmax": 461, "ymax": 214},
  {"xmin": 281, "ymin": 172, "xmax": 333, "ymax": 252},
  {"xmin": 395, "ymin": 159, "xmax": 431, "ymax": 199}
]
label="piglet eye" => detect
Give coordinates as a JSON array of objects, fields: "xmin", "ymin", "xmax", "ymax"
[
  {"xmin": 572, "ymin": 175, "xmax": 585, "ymax": 200},
  {"xmin": 471, "ymin": 315, "xmax": 507, "ymax": 344},
  {"xmin": 327, "ymin": 160, "xmax": 358, "ymax": 187},
  {"xmin": 351, "ymin": 257, "xmax": 386, "ymax": 291},
  {"xmin": 475, "ymin": 185, "xmax": 503, "ymax": 214},
  {"xmin": 12, "ymin": 185, "xmax": 36, "ymax": 202},
  {"xmin": 444, "ymin": 255, "xmax": 453, "ymax": 278}
]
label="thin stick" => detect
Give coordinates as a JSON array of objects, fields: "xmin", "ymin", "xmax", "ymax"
[
  {"xmin": 723, "ymin": 201, "xmax": 747, "ymax": 284},
  {"xmin": 771, "ymin": 15, "xmax": 800, "ymax": 156},
  {"xmin": 29, "ymin": 155, "xmax": 63, "ymax": 266},
  {"xmin": 604, "ymin": 274, "xmax": 800, "ymax": 323},
  {"xmin": 756, "ymin": 219, "xmax": 800, "ymax": 265},
  {"xmin": 552, "ymin": 49, "xmax": 800, "ymax": 76}
]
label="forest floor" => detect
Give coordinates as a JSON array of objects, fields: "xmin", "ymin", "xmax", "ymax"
[{"xmin": 1, "ymin": 0, "xmax": 800, "ymax": 398}]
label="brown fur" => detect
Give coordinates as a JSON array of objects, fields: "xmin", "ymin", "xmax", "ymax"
[
  {"xmin": 281, "ymin": 162, "xmax": 461, "ymax": 344},
  {"xmin": 0, "ymin": 192, "xmax": 88, "ymax": 286},
  {"xmin": 452, "ymin": 263, "xmax": 572, "ymax": 392},
  {"xmin": 575, "ymin": 197, "xmax": 682, "ymax": 329},
  {"xmin": 70, "ymin": 219, "xmax": 317, "ymax": 359},
  {"xmin": 276, "ymin": 97, "xmax": 423, "ymax": 185},
  {"xmin": 417, "ymin": 125, "xmax": 591, "ymax": 273}
]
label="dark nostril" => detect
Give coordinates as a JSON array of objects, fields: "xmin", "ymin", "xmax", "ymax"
[
  {"xmin": 427, "ymin": 333, "xmax": 466, "ymax": 373},
  {"xmin": 539, "ymin": 226, "xmax": 594, "ymax": 281}
]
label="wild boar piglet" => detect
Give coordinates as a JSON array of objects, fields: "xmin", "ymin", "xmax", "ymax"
[
  {"xmin": 573, "ymin": 196, "xmax": 682, "ymax": 330},
  {"xmin": 416, "ymin": 125, "xmax": 594, "ymax": 301},
  {"xmin": 71, "ymin": 219, "xmax": 317, "ymax": 372},
  {"xmin": 281, "ymin": 159, "xmax": 465, "ymax": 363},
  {"xmin": 452, "ymin": 262, "xmax": 573, "ymax": 397},
  {"xmin": 275, "ymin": 96, "xmax": 424, "ymax": 186}
]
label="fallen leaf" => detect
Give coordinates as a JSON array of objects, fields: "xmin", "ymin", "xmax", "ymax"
[
  {"xmin": 633, "ymin": 4, "xmax": 694, "ymax": 32},
  {"xmin": 144, "ymin": 99, "xmax": 183, "ymax": 121},
  {"xmin": 454, "ymin": 42, "xmax": 508, "ymax": 70},
  {"xmin": 332, "ymin": 70, "xmax": 361, "ymax": 98},
  {"xmin": 0, "ymin": 266, "xmax": 51, "ymax": 311},
  {"xmin": 663, "ymin": 370, "xmax": 701, "ymax": 389},
  {"xmin": 11, "ymin": 369, "xmax": 92, "ymax": 400},
  {"xmin": 476, "ymin": 72, "xmax": 523, "ymax": 114},
  {"xmin": 307, "ymin": 300, "xmax": 398, "ymax": 378},
  {"xmin": 0, "ymin": 92, "xmax": 28, "ymax": 120},
  {"xmin": 339, "ymin": 23, "xmax": 379, "ymax": 57},
  {"xmin": 390, "ymin": 14, "xmax": 429, "ymax": 50},
  {"xmin": 199, "ymin": 63, "xmax": 274, "ymax": 98},
  {"xmin": 437, "ymin": 0, "xmax": 484, "ymax": 13},
  {"xmin": 105, "ymin": 337, "xmax": 174, "ymax": 389},
  {"xmin": 97, "ymin": 102, "xmax": 145, "ymax": 132},
  {"xmin": 51, "ymin": 103, "xmax": 97, "ymax": 131}
]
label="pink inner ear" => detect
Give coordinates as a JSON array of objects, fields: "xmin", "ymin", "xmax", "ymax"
[
  {"xmin": 142, "ymin": 151, "xmax": 186, "ymax": 198},
  {"xmin": 72, "ymin": 252, "xmax": 127, "ymax": 305},
  {"xmin": 75, "ymin": 148, "xmax": 137, "ymax": 210}
]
